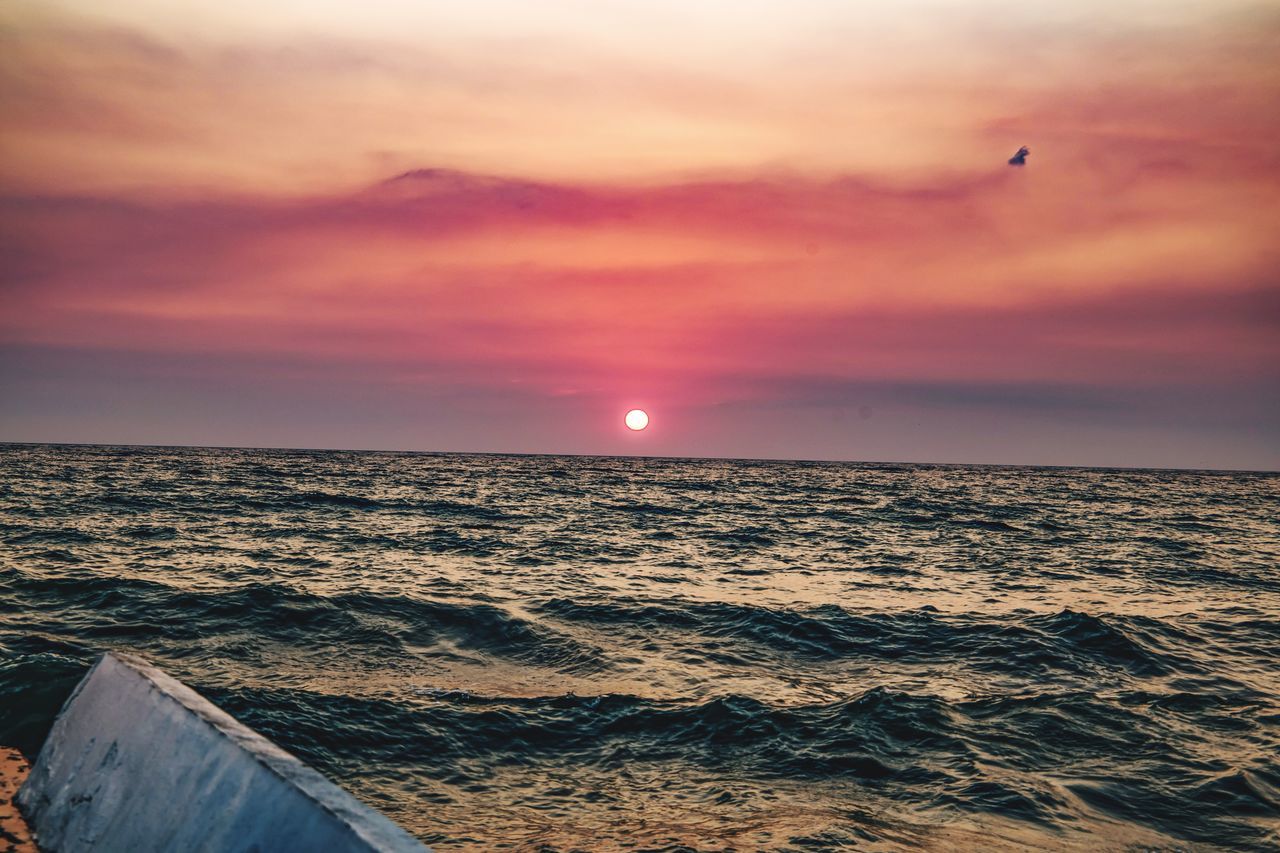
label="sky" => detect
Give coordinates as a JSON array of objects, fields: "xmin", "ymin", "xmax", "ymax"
[{"xmin": 2, "ymin": 0, "xmax": 1278, "ymax": 468}]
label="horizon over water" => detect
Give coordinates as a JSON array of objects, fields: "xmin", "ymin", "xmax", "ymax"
[
  {"xmin": 4, "ymin": 441, "xmax": 1277, "ymax": 475},
  {"xmin": 2, "ymin": 443, "xmax": 1278, "ymax": 850}
]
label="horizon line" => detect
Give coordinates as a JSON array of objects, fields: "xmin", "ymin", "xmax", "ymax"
[{"xmin": 1, "ymin": 440, "xmax": 1274, "ymax": 476}]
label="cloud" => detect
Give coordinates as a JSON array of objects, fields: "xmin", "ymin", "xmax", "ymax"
[
  {"xmin": 1, "ymin": 5, "xmax": 1278, "ymax": 465},
  {"xmin": 4, "ymin": 7, "xmax": 1279, "ymax": 194}
]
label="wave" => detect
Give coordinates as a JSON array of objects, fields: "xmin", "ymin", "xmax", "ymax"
[
  {"xmin": 535, "ymin": 597, "xmax": 1207, "ymax": 678},
  {"xmin": 194, "ymin": 682, "xmax": 1279, "ymax": 849},
  {"xmin": 5, "ymin": 572, "xmax": 605, "ymax": 674}
]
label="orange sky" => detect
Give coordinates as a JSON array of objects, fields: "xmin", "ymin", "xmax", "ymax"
[{"xmin": 1, "ymin": 0, "xmax": 1278, "ymax": 466}]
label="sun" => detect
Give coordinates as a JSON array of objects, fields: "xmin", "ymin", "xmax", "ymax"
[{"xmin": 624, "ymin": 409, "xmax": 649, "ymax": 431}]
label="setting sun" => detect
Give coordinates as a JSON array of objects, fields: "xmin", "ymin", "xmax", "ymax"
[{"xmin": 625, "ymin": 409, "xmax": 649, "ymax": 431}]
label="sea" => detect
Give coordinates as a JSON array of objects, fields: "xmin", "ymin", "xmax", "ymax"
[{"xmin": 1, "ymin": 444, "xmax": 1278, "ymax": 851}]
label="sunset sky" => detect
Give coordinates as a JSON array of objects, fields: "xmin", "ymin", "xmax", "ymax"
[{"xmin": 2, "ymin": 0, "xmax": 1278, "ymax": 468}]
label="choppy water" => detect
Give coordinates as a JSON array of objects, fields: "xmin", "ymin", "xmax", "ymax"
[{"xmin": 1, "ymin": 444, "xmax": 1278, "ymax": 851}]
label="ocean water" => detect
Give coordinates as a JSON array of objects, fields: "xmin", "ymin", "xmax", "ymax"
[{"xmin": 1, "ymin": 444, "xmax": 1278, "ymax": 851}]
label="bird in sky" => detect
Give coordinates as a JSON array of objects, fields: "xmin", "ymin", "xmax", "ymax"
[{"xmin": 1008, "ymin": 146, "xmax": 1030, "ymax": 166}]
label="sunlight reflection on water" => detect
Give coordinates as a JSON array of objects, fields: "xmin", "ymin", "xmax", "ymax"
[{"xmin": 2, "ymin": 445, "xmax": 1278, "ymax": 850}]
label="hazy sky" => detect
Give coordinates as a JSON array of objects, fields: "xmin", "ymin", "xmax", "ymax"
[{"xmin": 2, "ymin": 0, "xmax": 1278, "ymax": 468}]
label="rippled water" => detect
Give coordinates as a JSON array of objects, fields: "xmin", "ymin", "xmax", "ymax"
[{"xmin": 1, "ymin": 444, "xmax": 1278, "ymax": 850}]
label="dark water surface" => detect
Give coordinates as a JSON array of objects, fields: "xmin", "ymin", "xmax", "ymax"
[{"xmin": 2, "ymin": 444, "xmax": 1278, "ymax": 850}]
